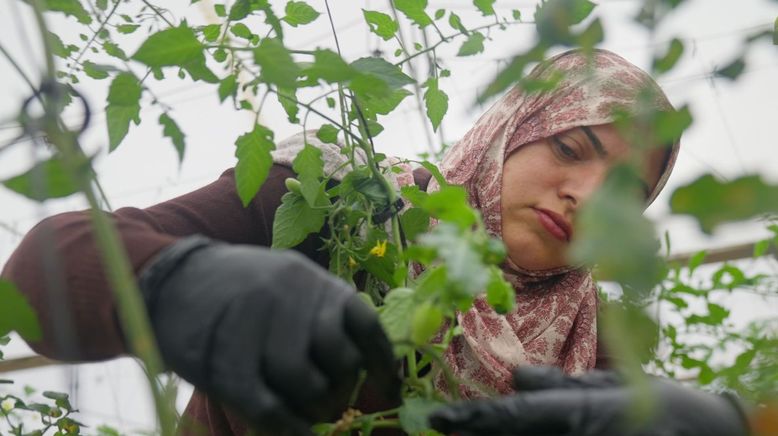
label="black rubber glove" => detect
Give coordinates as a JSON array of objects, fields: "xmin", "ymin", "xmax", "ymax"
[
  {"xmin": 138, "ymin": 236, "xmax": 400, "ymax": 435},
  {"xmin": 429, "ymin": 366, "xmax": 750, "ymax": 436}
]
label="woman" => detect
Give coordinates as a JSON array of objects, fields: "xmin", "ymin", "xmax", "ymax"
[{"xmin": 1, "ymin": 49, "xmax": 748, "ymax": 435}]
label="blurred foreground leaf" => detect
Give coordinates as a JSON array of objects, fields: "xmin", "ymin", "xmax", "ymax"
[
  {"xmin": 0, "ymin": 280, "xmax": 42, "ymax": 341},
  {"xmin": 670, "ymin": 174, "xmax": 778, "ymax": 234}
]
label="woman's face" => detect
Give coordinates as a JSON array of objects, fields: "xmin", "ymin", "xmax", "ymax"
[{"xmin": 500, "ymin": 123, "xmax": 668, "ymax": 271}]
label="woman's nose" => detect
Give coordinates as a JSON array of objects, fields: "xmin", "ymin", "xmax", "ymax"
[{"xmin": 558, "ymin": 166, "xmax": 608, "ymax": 208}]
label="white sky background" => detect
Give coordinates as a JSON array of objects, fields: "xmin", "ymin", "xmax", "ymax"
[{"xmin": 0, "ymin": 0, "xmax": 776, "ymax": 432}]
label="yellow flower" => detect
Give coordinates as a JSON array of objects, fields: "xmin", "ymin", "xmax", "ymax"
[
  {"xmin": 348, "ymin": 256, "xmax": 357, "ymax": 268},
  {"xmin": 369, "ymin": 240, "xmax": 387, "ymax": 258}
]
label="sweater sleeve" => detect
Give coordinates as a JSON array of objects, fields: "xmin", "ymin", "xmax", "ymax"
[{"xmin": 0, "ymin": 165, "xmax": 295, "ymax": 361}]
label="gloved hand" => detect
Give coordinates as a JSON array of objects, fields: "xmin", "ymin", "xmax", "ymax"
[
  {"xmin": 138, "ymin": 236, "xmax": 400, "ymax": 435},
  {"xmin": 429, "ymin": 366, "xmax": 749, "ymax": 436}
]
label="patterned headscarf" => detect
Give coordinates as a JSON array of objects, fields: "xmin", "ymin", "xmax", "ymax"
[
  {"xmin": 271, "ymin": 48, "xmax": 680, "ymax": 400},
  {"xmin": 430, "ymin": 48, "xmax": 680, "ymax": 398}
]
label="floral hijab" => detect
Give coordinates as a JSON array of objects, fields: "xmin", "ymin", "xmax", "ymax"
[
  {"xmin": 272, "ymin": 48, "xmax": 680, "ymax": 400},
  {"xmin": 429, "ymin": 48, "xmax": 679, "ymax": 398}
]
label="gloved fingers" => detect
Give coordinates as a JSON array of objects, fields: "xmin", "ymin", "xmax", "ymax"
[
  {"xmin": 215, "ymin": 378, "xmax": 314, "ymax": 436},
  {"xmin": 512, "ymin": 366, "xmax": 623, "ymax": 391},
  {"xmin": 311, "ymin": 296, "xmax": 364, "ymax": 381},
  {"xmin": 428, "ymin": 392, "xmax": 574, "ymax": 436},
  {"xmin": 342, "ymin": 294, "xmax": 402, "ymax": 404}
]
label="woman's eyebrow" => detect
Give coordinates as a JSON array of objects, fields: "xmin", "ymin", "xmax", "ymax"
[{"xmin": 580, "ymin": 126, "xmax": 607, "ymax": 158}]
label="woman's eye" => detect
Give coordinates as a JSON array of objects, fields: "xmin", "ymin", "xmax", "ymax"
[{"xmin": 552, "ymin": 137, "xmax": 579, "ymax": 160}]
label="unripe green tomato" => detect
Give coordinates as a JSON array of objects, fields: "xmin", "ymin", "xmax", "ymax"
[
  {"xmin": 411, "ymin": 302, "xmax": 444, "ymax": 346},
  {"xmin": 483, "ymin": 238, "xmax": 507, "ymax": 264},
  {"xmin": 284, "ymin": 177, "xmax": 302, "ymax": 194}
]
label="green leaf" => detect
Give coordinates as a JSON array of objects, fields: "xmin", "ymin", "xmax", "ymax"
[
  {"xmin": 434, "ymin": 8, "xmax": 445, "ymax": 20},
  {"xmin": 363, "ymin": 9, "xmax": 398, "ymax": 41},
  {"xmin": 228, "ymin": 0, "xmax": 252, "ymax": 20},
  {"xmin": 0, "ymin": 280, "xmax": 42, "ymax": 341},
  {"xmin": 670, "ymin": 174, "xmax": 778, "ymax": 234},
  {"xmin": 132, "ymin": 26, "xmax": 205, "ymax": 68},
  {"xmin": 360, "ymin": 88, "xmax": 412, "ymax": 115},
  {"xmin": 214, "ymin": 3, "xmax": 226, "ymax": 17},
  {"xmin": 283, "ymin": 1, "xmax": 320, "ymax": 27},
  {"xmin": 394, "ymin": 0, "xmax": 432, "ymax": 28},
  {"xmin": 715, "ymin": 57, "xmax": 746, "ymax": 80},
  {"xmin": 105, "ymin": 72, "xmax": 142, "ymax": 151},
  {"xmin": 351, "ymin": 57, "xmax": 415, "ymax": 88},
  {"xmin": 234, "ymin": 124, "xmax": 276, "ymax": 207},
  {"xmin": 411, "ymin": 302, "xmax": 443, "ymax": 345},
  {"xmin": 486, "ymin": 266, "xmax": 514, "ymax": 314},
  {"xmin": 253, "ymin": 38, "xmax": 300, "ymax": 89},
  {"xmin": 754, "ymin": 239, "xmax": 771, "ymax": 257},
  {"xmin": 42, "ymin": 0, "xmax": 92, "ymax": 24},
  {"xmin": 202, "ymin": 24, "xmax": 221, "ymax": 42},
  {"xmin": 117, "ymin": 24, "xmax": 140, "ymax": 34},
  {"xmin": 103, "ymin": 41, "xmax": 128, "ymax": 60},
  {"xmin": 478, "ymin": 45, "xmax": 546, "ymax": 103},
  {"xmin": 457, "ymin": 31, "xmax": 485, "ymax": 56},
  {"xmin": 316, "ymin": 124, "xmax": 339, "ymax": 144},
  {"xmin": 230, "ymin": 23, "xmax": 253, "ymax": 39},
  {"xmin": 534, "ymin": 0, "xmax": 596, "ymax": 45},
  {"xmin": 399, "ymin": 207, "xmax": 430, "ymax": 241},
  {"xmin": 448, "ymin": 12, "xmax": 468, "ymax": 35},
  {"xmin": 272, "ymin": 191, "xmax": 326, "ymax": 248},
  {"xmin": 420, "ymin": 161, "xmax": 447, "ymax": 187},
  {"xmin": 2, "ymin": 157, "xmax": 81, "ymax": 201},
  {"xmin": 48, "ymin": 32, "xmax": 77, "ymax": 58},
  {"xmin": 306, "ymin": 49, "xmax": 356, "ymax": 83},
  {"xmin": 512, "ymin": 9, "xmax": 521, "ymax": 20},
  {"xmin": 255, "ymin": 0, "xmax": 284, "ymax": 40},
  {"xmin": 424, "ymin": 186, "xmax": 477, "ymax": 229},
  {"xmin": 687, "ymin": 250, "xmax": 706, "ymax": 274},
  {"xmin": 653, "ymin": 38, "xmax": 684, "ymax": 74},
  {"xmin": 398, "ymin": 398, "xmax": 444, "ymax": 433},
  {"xmin": 419, "ymin": 223, "xmax": 489, "ymax": 295},
  {"xmin": 159, "ymin": 113, "xmax": 186, "ymax": 163},
  {"xmin": 473, "ymin": 0, "xmax": 495, "ymax": 16},
  {"xmin": 292, "ymin": 143, "xmax": 325, "ymax": 206},
  {"xmin": 218, "ymin": 74, "xmax": 237, "ymax": 103},
  {"xmin": 378, "ymin": 287, "xmax": 415, "ymax": 351},
  {"xmin": 82, "ymin": 60, "xmax": 110, "ymax": 79},
  {"xmin": 424, "ymin": 78, "xmax": 448, "ymax": 132},
  {"xmin": 274, "ymin": 87, "xmax": 297, "ymax": 123},
  {"xmin": 182, "ymin": 56, "xmax": 218, "ymax": 83}
]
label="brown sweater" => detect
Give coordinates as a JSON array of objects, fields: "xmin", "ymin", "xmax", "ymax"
[{"xmin": 1, "ymin": 164, "xmax": 610, "ymax": 435}]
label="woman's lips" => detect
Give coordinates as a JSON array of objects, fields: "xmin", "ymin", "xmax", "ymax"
[{"xmin": 533, "ymin": 208, "xmax": 572, "ymax": 242}]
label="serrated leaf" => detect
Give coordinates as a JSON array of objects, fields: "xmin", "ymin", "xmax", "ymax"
[
  {"xmin": 132, "ymin": 26, "xmax": 205, "ymax": 68},
  {"xmin": 473, "ymin": 0, "xmax": 495, "ymax": 16},
  {"xmin": 306, "ymin": 49, "xmax": 356, "ymax": 83},
  {"xmin": 363, "ymin": 9, "xmax": 398, "ymax": 40},
  {"xmin": 234, "ymin": 124, "xmax": 276, "ymax": 207},
  {"xmin": 42, "ymin": 0, "xmax": 92, "ymax": 24},
  {"xmin": 272, "ymin": 191, "xmax": 326, "ymax": 248},
  {"xmin": 277, "ymin": 87, "xmax": 299, "ymax": 123},
  {"xmin": 82, "ymin": 60, "xmax": 110, "ymax": 79},
  {"xmin": 670, "ymin": 174, "xmax": 778, "ymax": 234},
  {"xmin": 378, "ymin": 287, "xmax": 415, "ymax": 350},
  {"xmin": 361, "ymin": 88, "xmax": 412, "ymax": 115},
  {"xmin": 159, "ymin": 113, "xmax": 185, "ymax": 163},
  {"xmin": 283, "ymin": 1, "xmax": 320, "ymax": 27},
  {"xmin": 424, "ymin": 78, "xmax": 448, "ymax": 131},
  {"xmin": 48, "ymin": 32, "xmax": 76, "ymax": 58},
  {"xmin": 457, "ymin": 31, "xmax": 485, "ymax": 56},
  {"xmin": 105, "ymin": 72, "xmax": 142, "ymax": 151},
  {"xmin": 0, "ymin": 280, "xmax": 42, "ymax": 341},
  {"xmin": 218, "ymin": 74, "xmax": 237, "ymax": 103},
  {"xmin": 316, "ymin": 124, "xmax": 339, "ymax": 144},
  {"xmin": 292, "ymin": 143, "xmax": 324, "ymax": 206},
  {"xmin": 254, "ymin": 38, "xmax": 300, "ymax": 89},
  {"xmin": 399, "ymin": 207, "xmax": 430, "ymax": 241},
  {"xmin": 653, "ymin": 38, "xmax": 684, "ymax": 74},
  {"xmin": 351, "ymin": 57, "xmax": 414, "ymax": 88},
  {"xmin": 394, "ymin": 0, "xmax": 432, "ymax": 28},
  {"xmin": 2, "ymin": 157, "xmax": 81, "ymax": 201}
]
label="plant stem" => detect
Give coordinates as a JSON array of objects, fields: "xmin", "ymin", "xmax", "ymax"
[
  {"xmin": 67, "ymin": 0, "xmax": 121, "ymax": 78},
  {"xmin": 27, "ymin": 2, "xmax": 176, "ymax": 434}
]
